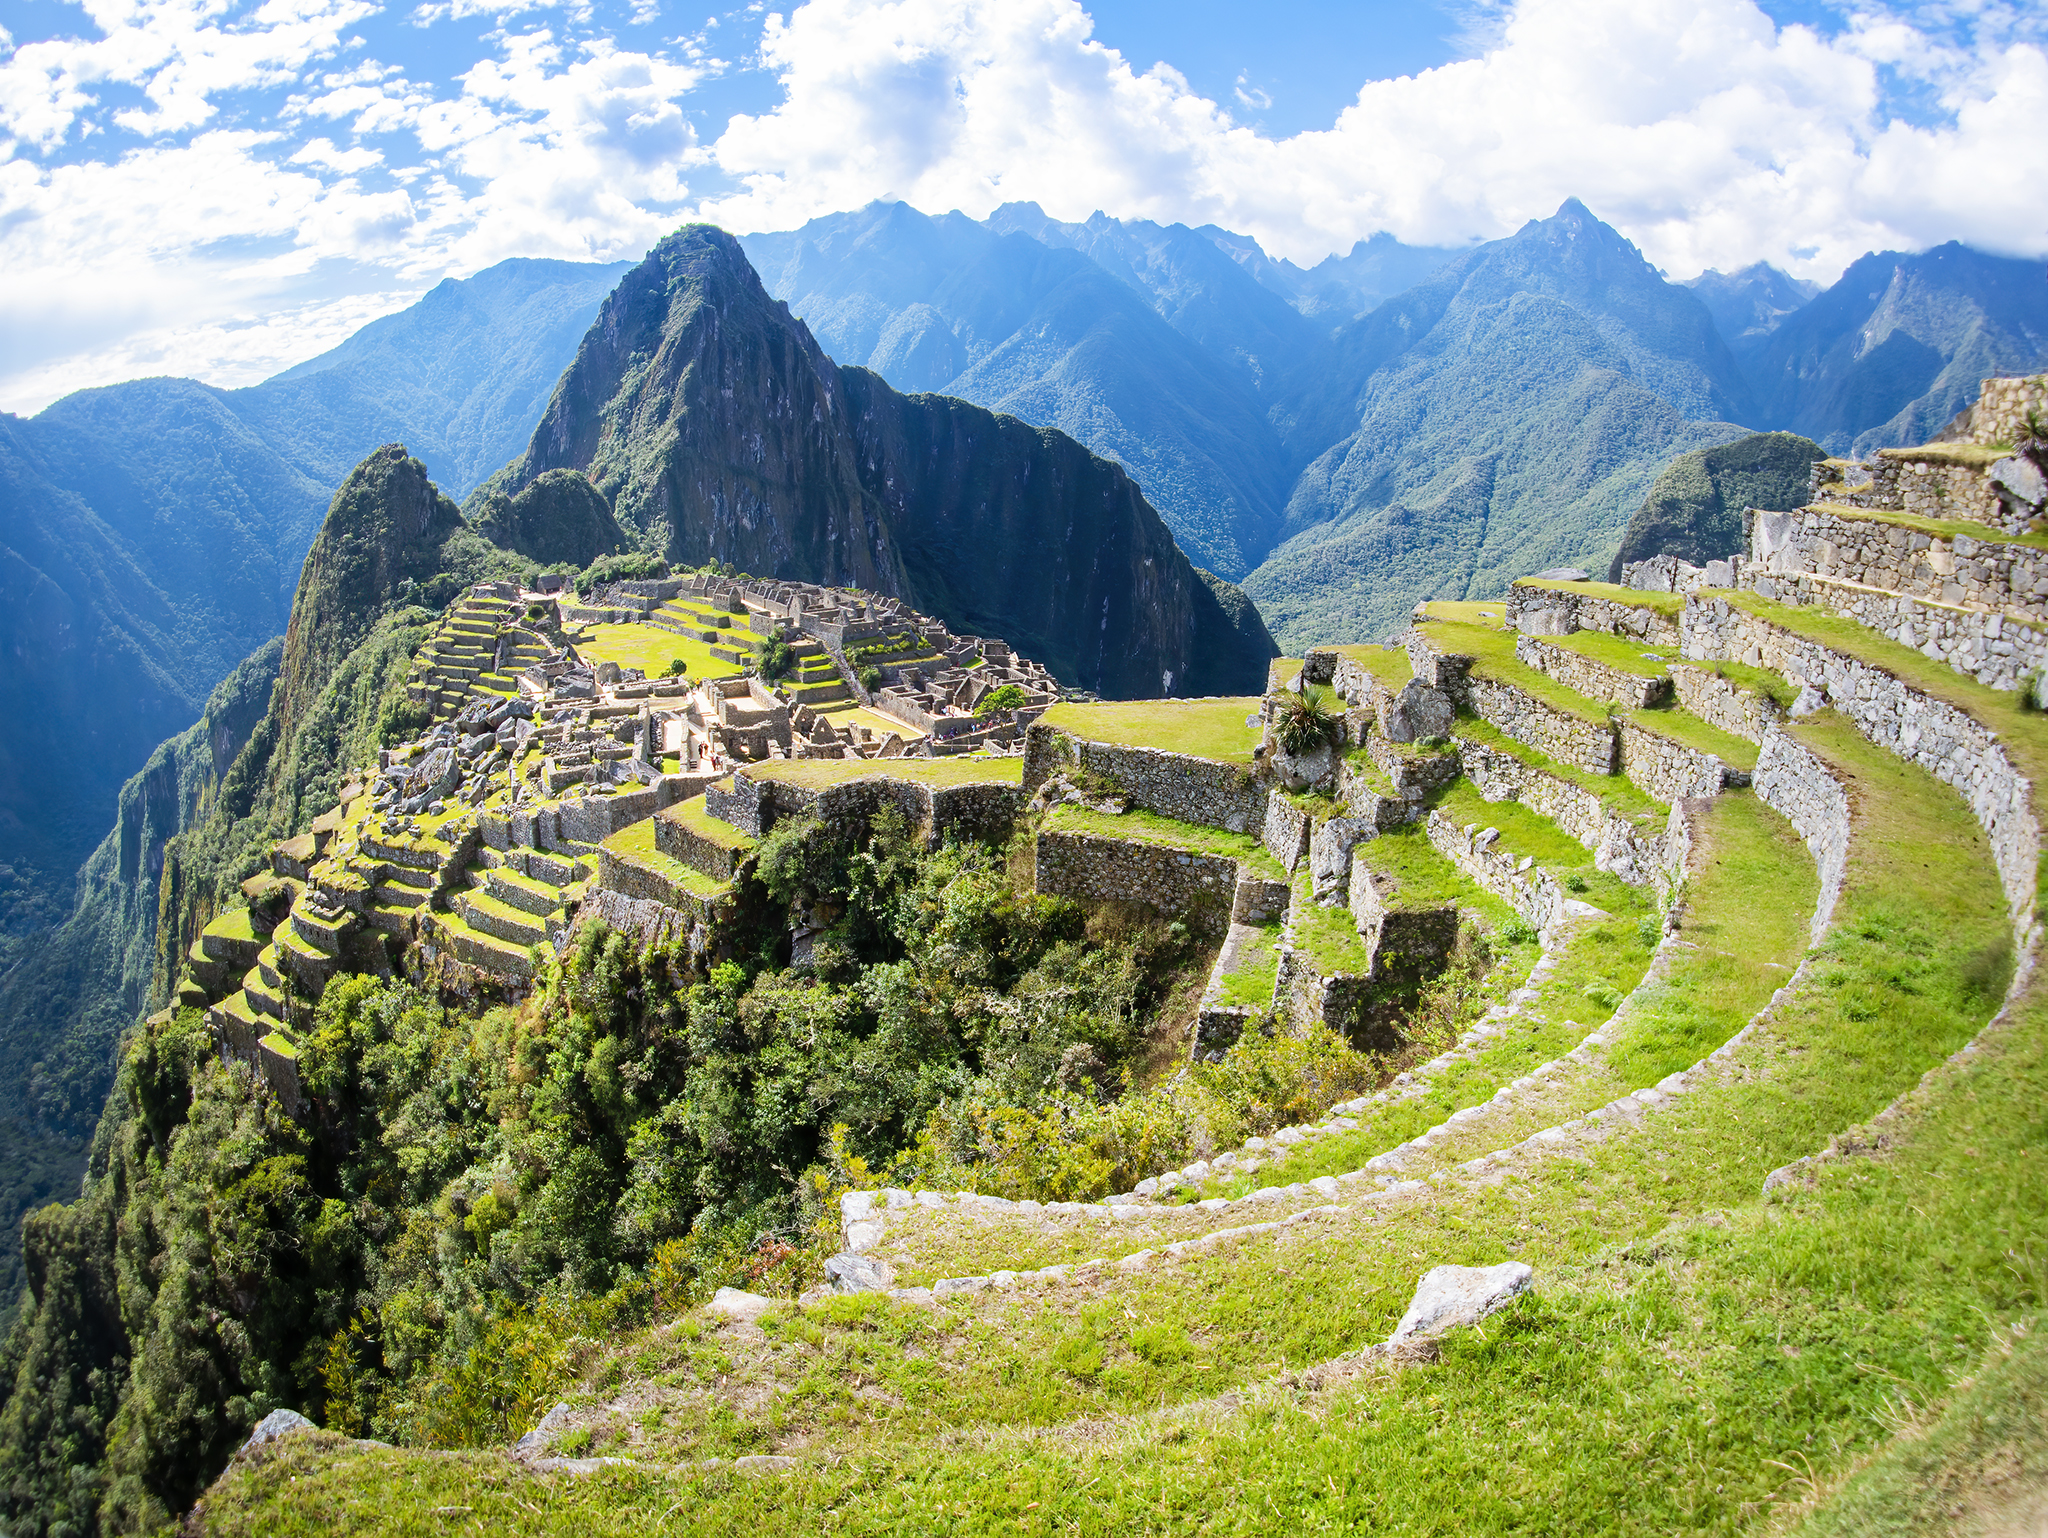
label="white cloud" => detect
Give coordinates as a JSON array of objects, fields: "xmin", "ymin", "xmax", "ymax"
[{"xmin": 697, "ymin": 0, "xmax": 2048, "ymax": 280}]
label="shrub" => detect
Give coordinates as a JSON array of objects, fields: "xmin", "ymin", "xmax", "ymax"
[
  {"xmin": 756, "ymin": 634, "xmax": 795, "ymax": 682},
  {"xmin": 574, "ymin": 550, "xmax": 668, "ymax": 597},
  {"xmin": 858, "ymin": 664, "xmax": 882, "ymax": 692},
  {"xmin": 975, "ymin": 683, "xmax": 1030, "ymax": 718},
  {"xmin": 1273, "ymin": 689, "xmax": 1339, "ymax": 755},
  {"xmin": 665, "ymin": 657, "xmax": 689, "ymax": 678},
  {"xmin": 377, "ymin": 694, "xmax": 432, "ymax": 748}
]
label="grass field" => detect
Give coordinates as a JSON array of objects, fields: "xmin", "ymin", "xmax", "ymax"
[
  {"xmin": 739, "ymin": 756, "xmax": 1024, "ymax": 790},
  {"xmin": 600, "ymin": 818, "xmax": 727, "ymax": 899},
  {"xmin": 1039, "ymin": 698, "xmax": 1262, "ymax": 763},
  {"xmin": 1510, "ymin": 577, "xmax": 1685, "ymax": 619},
  {"xmin": 577, "ymin": 622, "xmax": 743, "ymax": 682}
]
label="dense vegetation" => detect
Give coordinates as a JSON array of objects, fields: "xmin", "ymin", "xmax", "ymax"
[{"xmin": 1607, "ymin": 430, "xmax": 1826, "ymax": 575}]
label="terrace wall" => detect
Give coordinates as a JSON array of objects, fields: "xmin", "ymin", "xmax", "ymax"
[
  {"xmin": 1033, "ymin": 830, "xmax": 1238, "ymax": 936},
  {"xmin": 1023, "ymin": 722, "xmax": 1271, "ymax": 835}
]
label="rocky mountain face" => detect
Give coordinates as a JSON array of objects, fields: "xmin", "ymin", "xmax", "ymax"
[
  {"xmin": 492, "ymin": 224, "xmax": 1275, "ymax": 698},
  {"xmin": 1608, "ymin": 431, "xmax": 1826, "ymax": 576},
  {"xmin": 741, "ymin": 202, "xmax": 1293, "ymax": 578},
  {"xmin": 1684, "ymin": 262, "xmax": 1820, "ymax": 350},
  {"xmin": 1741, "ymin": 243, "xmax": 2048, "ymax": 456}
]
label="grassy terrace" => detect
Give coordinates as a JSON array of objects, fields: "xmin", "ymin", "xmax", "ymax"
[
  {"xmin": 741, "ymin": 756, "xmax": 1023, "ymax": 791},
  {"xmin": 1418, "ymin": 611, "xmax": 1615, "ymax": 726},
  {"xmin": 1543, "ymin": 627, "xmax": 1675, "ymax": 677},
  {"xmin": 1679, "ymin": 656, "xmax": 1799, "ymax": 710},
  {"xmin": 821, "ymin": 704, "xmax": 926, "ymax": 742},
  {"xmin": 1721, "ymin": 588, "xmax": 2048, "ymax": 798},
  {"xmin": 1624, "ymin": 702, "xmax": 1761, "ymax": 770},
  {"xmin": 204, "ymin": 906, "xmax": 259, "ymax": 942},
  {"xmin": 1510, "ymin": 576, "xmax": 1685, "ymax": 619},
  {"xmin": 1043, "ymin": 803, "xmax": 1285, "ymax": 881},
  {"xmin": 1039, "ymin": 697, "xmax": 1262, "ymax": 764},
  {"xmin": 578, "ymin": 621, "xmax": 744, "ymax": 682},
  {"xmin": 1322, "ymin": 642, "xmax": 1413, "ymax": 690},
  {"xmin": 1451, "ymin": 716, "xmax": 1665, "ymax": 820},
  {"xmin": 1433, "ymin": 779, "xmax": 1599, "ymax": 870},
  {"xmin": 1214, "ymin": 921, "xmax": 1282, "ymax": 1010},
  {"xmin": 1351, "ymin": 821, "xmax": 1505, "ymax": 919},
  {"xmin": 672, "ymin": 795, "xmax": 757, "ymax": 853},
  {"xmin": 1287, "ymin": 867, "xmax": 1374, "ymax": 974},
  {"xmin": 1875, "ymin": 441, "xmax": 2009, "ymax": 467},
  {"xmin": 601, "ymin": 818, "xmax": 726, "ymax": 899},
  {"xmin": 201, "ymin": 715, "xmax": 2044, "ymax": 1536},
  {"xmin": 1808, "ymin": 499, "xmax": 2048, "ymax": 553}
]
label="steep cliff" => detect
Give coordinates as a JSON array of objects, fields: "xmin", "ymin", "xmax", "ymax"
[
  {"xmin": 1608, "ymin": 431, "xmax": 1826, "ymax": 576},
  {"xmin": 485, "ymin": 226, "xmax": 1275, "ymax": 696}
]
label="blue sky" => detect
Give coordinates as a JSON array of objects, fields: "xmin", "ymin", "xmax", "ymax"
[{"xmin": 0, "ymin": 0, "xmax": 2043, "ymax": 412}]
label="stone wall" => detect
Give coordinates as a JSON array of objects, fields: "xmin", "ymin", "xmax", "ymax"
[
  {"xmin": 1262, "ymin": 793, "xmax": 1310, "ymax": 871},
  {"xmin": 1454, "ymin": 734, "xmax": 1670, "ymax": 884},
  {"xmin": 593, "ymin": 847, "xmax": 720, "ymax": 921},
  {"xmin": 1618, "ymin": 721, "xmax": 1746, "ymax": 803},
  {"xmin": 576, "ymin": 886, "xmax": 698, "ymax": 951},
  {"xmin": 1033, "ymin": 829, "xmax": 1239, "ymax": 936},
  {"xmin": 1669, "ymin": 664, "xmax": 1786, "ymax": 744},
  {"xmin": 654, "ymin": 806, "xmax": 748, "ymax": 880},
  {"xmin": 1970, "ymin": 375, "xmax": 2048, "ymax": 448},
  {"xmin": 1684, "ymin": 594, "xmax": 2039, "ymax": 928},
  {"xmin": 1230, "ymin": 870, "xmax": 1291, "ymax": 925},
  {"xmin": 1367, "ymin": 737, "xmax": 1460, "ymax": 799},
  {"xmin": 1746, "ymin": 506, "xmax": 2048, "ymax": 629},
  {"xmin": 1464, "ymin": 675, "xmax": 1619, "ymax": 775},
  {"xmin": 1023, "ymin": 723, "xmax": 1270, "ymax": 836},
  {"xmin": 1514, "ymin": 633, "xmax": 1670, "ymax": 709},
  {"xmin": 1506, "ymin": 584, "xmax": 1681, "ymax": 647},
  {"xmin": 1731, "ymin": 571, "xmax": 2048, "ymax": 695},
  {"xmin": 1749, "ymin": 724, "xmax": 1853, "ymax": 945},
  {"xmin": 1424, "ymin": 810, "xmax": 1567, "ymax": 933}
]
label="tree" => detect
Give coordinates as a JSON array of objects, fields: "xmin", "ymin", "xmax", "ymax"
[{"xmin": 974, "ymin": 684, "xmax": 1029, "ymax": 718}]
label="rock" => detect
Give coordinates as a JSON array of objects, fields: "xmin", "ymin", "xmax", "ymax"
[
  {"xmin": 1308, "ymin": 815, "xmax": 1374, "ymax": 899},
  {"xmin": 1527, "ymin": 567, "xmax": 1590, "ymax": 582},
  {"xmin": 707, "ymin": 1286, "xmax": 778, "ymax": 1323},
  {"xmin": 512, "ymin": 1403, "xmax": 573, "ymax": 1458},
  {"xmin": 1381, "ymin": 679, "xmax": 1455, "ymax": 743},
  {"xmin": 1273, "ymin": 738, "xmax": 1336, "ymax": 791},
  {"xmin": 844, "ymin": 1217, "xmax": 886, "ymax": 1253},
  {"xmin": 240, "ymin": 1408, "xmax": 316, "ymax": 1456},
  {"xmin": 1991, "ymin": 450, "xmax": 2047, "ymax": 512},
  {"xmin": 734, "ymin": 1455, "xmax": 797, "ymax": 1472},
  {"xmin": 839, "ymin": 1190, "xmax": 875, "ymax": 1221},
  {"xmin": 1790, "ymin": 684, "xmax": 1828, "ymax": 717},
  {"xmin": 1389, "ymin": 1261, "xmax": 1534, "ymax": 1342},
  {"xmin": 824, "ymin": 1253, "xmax": 894, "ymax": 1293}
]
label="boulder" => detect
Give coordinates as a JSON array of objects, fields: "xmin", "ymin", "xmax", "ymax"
[
  {"xmin": 1389, "ymin": 1261, "xmax": 1533, "ymax": 1342},
  {"xmin": 1527, "ymin": 567, "xmax": 1589, "ymax": 582},
  {"xmin": 1273, "ymin": 739, "xmax": 1336, "ymax": 791},
  {"xmin": 1380, "ymin": 680, "xmax": 1454, "ymax": 743},
  {"xmin": 1308, "ymin": 816, "xmax": 1375, "ymax": 901},
  {"xmin": 239, "ymin": 1408, "xmax": 316, "ymax": 1456},
  {"xmin": 824, "ymin": 1253, "xmax": 895, "ymax": 1293},
  {"xmin": 512, "ymin": 1402, "xmax": 573, "ymax": 1458},
  {"xmin": 706, "ymin": 1286, "xmax": 778, "ymax": 1323}
]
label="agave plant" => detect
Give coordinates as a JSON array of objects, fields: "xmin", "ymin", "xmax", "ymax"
[{"xmin": 1273, "ymin": 688, "xmax": 1340, "ymax": 756}]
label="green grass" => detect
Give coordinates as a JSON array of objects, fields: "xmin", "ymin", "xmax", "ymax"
[
  {"xmin": 1809, "ymin": 500, "xmax": 2048, "ymax": 552},
  {"xmin": 579, "ymin": 621, "xmax": 744, "ymax": 682},
  {"xmin": 672, "ymin": 795, "xmax": 758, "ymax": 853},
  {"xmin": 1039, "ymin": 698, "xmax": 1263, "ymax": 764},
  {"xmin": 1432, "ymin": 780, "xmax": 1601, "ymax": 871},
  {"xmin": 1350, "ymin": 823, "xmax": 1478, "ymax": 912},
  {"xmin": 1623, "ymin": 703, "xmax": 1761, "ymax": 771},
  {"xmin": 1451, "ymin": 716, "xmax": 1666, "ymax": 821},
  {"xmin": 601, "ymin": 818, "xmax": 728, "ymax": 899},
  {"xmin": 203, "ymin": 906, "xmax": 259, "ymax": 943},
  {"xmin": 1510, "ymin": 577, "xmax": 1685, "ymax": 618},
  {"xmin": 1044, "ymin": 803, "xmax": 1285, "ymax": 880},
  {"xmin": 1678, "ymin": 657, "xmax": 1798, "ymax": 710},
  {"xmin": 1543, "ymin": 628, "xmax": 1674, "ymax": 678},
  {"xmin": 1419, "ymin": 614, "xmax": 1617, "ymax": 728},
  {"xmin": 1721, "ymin": 590, "xmax": 2048, "ymax": 800},
  {"xmin": 193, "ymin": 711, "xmax": 2037, "ymax": 1538},
  {"xmin": 1323, "ymin": 643, "xmax": 1413, "ymax": 690},
  {"xmin": 1287, "ymin": 866, "xmax": 1374, "ymax": 975},
  {"xmin": 1214, "ymin": 922, "xmax": 1282, "ymax": 1009},
  {"xmin": 1874, "ymin": 441, "xmax": 2009, "ymax": 468},
  {"xmin": 741, "ymin": 757, "xmax": 1024, "ymax": 790}
]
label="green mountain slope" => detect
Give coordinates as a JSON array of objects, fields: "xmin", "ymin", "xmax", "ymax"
[
  {"xmin": 493, "ymin": 224, "xmax": 1276, "ymax": 698},
  {"xmin": 1608, "ymin": 431, "xmax": 1826, "ymax": 576},
  {"xmin": 1242, "ymin": 202, "xmax": 1755, "ymax": 648}
]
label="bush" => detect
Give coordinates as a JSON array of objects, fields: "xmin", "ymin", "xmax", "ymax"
[
  {"xmin": 975, "ymin": 683, "xmax": 1029, "ymax": 718},
  {"xmin": 574, "ymin": 550, "xmax": 668, "ymax": 598},
  {"xmin": 858, "ymin": 664, "xmax": 882, "ymax": 692},
  {"xmin": 1273, "ymin": 689, "xmax": 1339, "ymax": 755},
  {"xmin": 756, "ymin": 634, "xmax": 795, "ymax": 682},
  {"xmin": 665, "ymin": 657, "xmax": 689, "ymax": 678},
  {"xmin": 376, "ymin": 694, "xmax": 432, "ymax": 748}
]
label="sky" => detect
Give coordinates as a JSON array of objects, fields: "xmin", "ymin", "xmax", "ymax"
[{"xmin": 1, "ymin": 0, "xmax": 2045, "ymax": 414}]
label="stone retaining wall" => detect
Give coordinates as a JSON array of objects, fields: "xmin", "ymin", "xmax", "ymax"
[
  {"xmin": 1970, "ymin": 375, "xmax": 2048, "ymax": 448},
  {"xmin": 596, "ymin": 845, "xmax": 720, "ymax": 919},
  {"xmin": 576, "ymin": 887, "xmax": 698, "ymax": 951},
  {"xmin": 1262, "ymin": 794, "xmax": 1310, "ymax": 871},
  {"xmin": 1746, "ymin": 505, "xmax": 2048, "ymax": 628},
  {"xmin": 1514, "ymin": 633, "xmax": 1670, "ymax": 709},
  {"xmin": 1618, "ymin": 721, "xmax": 1746, "ymax": 803},
  {"xmin": 1231, "ymin": 870, "xmax": 1291, "ymax": 925},
  {"xmin": 1732, "ymin": 572, "xmax": 2048, "ymax": 694},
  {"xmin": 1834, "ymin": 453, "xmax": 2010, "ymax": 531},
  {"xmin": 1506, "ymin": 584, "xmax": 1682, "ymax": 647},
  {"xmin": 1033, "ymin": 830, "xmax": 1238, "ymax": 936},
  {"xmin": 1424, "ymin": 810, "xmax": 1568, "ymax": 932},
  {"xmin": 1454, "ymin": 734, "xmax": 1670, "ymax": 884},
  {"xmin": 1749, "ymin": 724, "xmax": 1853, "ymax": 945},
  {"xmin": 654, "ymin": 807, "xmax": 747, "ymax": 880},
  {"xmin": 1684, "ymin": 594, "xmax": 2039, "ymax": 928},
  {"xmin": 1023, "ymin": 723, "xmax": 1270, "ymax": 835},
  {"xmin": 1669, "ymin": 664, "xmax": 1785, "ymax": 743},
  {"xmin": 1464, "ymin": 675, "xmax": 1619, "ymax": 775}
]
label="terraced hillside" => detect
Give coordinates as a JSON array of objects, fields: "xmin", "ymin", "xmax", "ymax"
[{"xmin": 171, "ymin": 386, "xmax": 2048, "ymax": 1537}]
